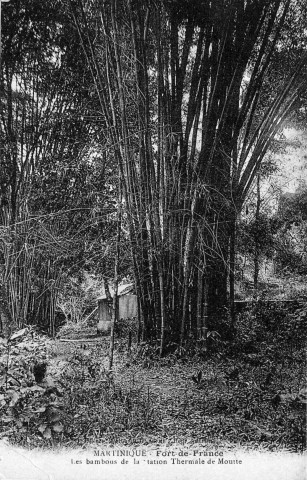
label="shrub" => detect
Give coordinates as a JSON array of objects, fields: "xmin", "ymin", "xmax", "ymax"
[
  {"xmin": 252, "ymin": 301, "xmax": 288, "ymax": 332},
  {"xmin": 114, "ymin": 317, "xmax": 138, "ymax": 339}
]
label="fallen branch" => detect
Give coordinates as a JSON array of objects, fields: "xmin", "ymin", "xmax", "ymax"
[
  {"xmin": 58, "ymin": 338, "xmax": 101, "ymax": 343},
  {"xmin": 83, "ymin": 307, "xmax": 98, "ymax": 323}
]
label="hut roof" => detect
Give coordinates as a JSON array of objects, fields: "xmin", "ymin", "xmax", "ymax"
[{"xmin": 97, "ymin": 283, "xmax": 134, "ymax": 301}]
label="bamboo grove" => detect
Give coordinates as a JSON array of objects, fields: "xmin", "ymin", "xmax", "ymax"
[
  {"xmin": 69, "ymin": 0, "xmax": 306, "ymax": 353},
  {"xmin": 1, "ymin": 0, "xmax": 306, "ymax": 350},
  {"xmin": 0, "ymin": 1, "xmax": 113, "ymax": 335}
]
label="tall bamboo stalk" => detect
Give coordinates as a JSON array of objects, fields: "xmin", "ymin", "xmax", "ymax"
[{"xmin": 109, "ymin": 197, "xmax": 121, "ymax": 371}]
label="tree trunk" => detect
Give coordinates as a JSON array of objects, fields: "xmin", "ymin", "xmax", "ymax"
[
  {"xmin": 229, "ymin": 216, "xmax": 236, "ymax": 326},
  {"xmin": 109, "ymin": 202, "xmax": 121, "ymax": 371},
  {"xmin": 253, "ymin": 172, "xmax": 261, "ymax": 296},
  {"xmin": 0, "ymin": 283, "xmax": 12, "ymax": 338}
]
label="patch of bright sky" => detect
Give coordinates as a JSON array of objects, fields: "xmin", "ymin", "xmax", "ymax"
[
  {"xmin": 244, "ymin": 128, "xmax": 307, "ymax": 215},
  {"xmin": 277, "ymin": 128, "xmax": 307, "ymax": 193}
]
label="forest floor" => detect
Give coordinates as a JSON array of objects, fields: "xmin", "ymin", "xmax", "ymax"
[
  {"xmin": 0, "ymin": 321, "xmax": 305, "ymax": 453},
  {"xmin": 0, "ymin": 319, "xmax": 306, "ymax": 479}
]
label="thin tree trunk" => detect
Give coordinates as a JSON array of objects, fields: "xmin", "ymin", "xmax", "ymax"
[
  {"xmin": 253, "ymin": 172, "xmax": 261, "ymax": 296},
  {"xmin": 0, "ymin": 283, "xmax": 12, "ymax": 338},
  {"xmin": 196, "ymin": 262, "xmax": 203, "ymax": 341},
  {"xmin": 203, "ymin": 261, "xmax": 209, "ymax": 351},
  {"xmin": 158, "ymin": 268, "xmax": 165, "ymax": 356},
  {"xmin": 229, "ymin": 218, "xmax": 236, "ymax": 326},
  {"xmin": 109, "ymin": 200, "xmax": 121, "ymax": 371}
]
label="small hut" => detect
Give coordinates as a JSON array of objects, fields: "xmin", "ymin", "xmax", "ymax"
[{"xmin": 97, "ymin": 283, "xmax": 137, "ymax": 335}]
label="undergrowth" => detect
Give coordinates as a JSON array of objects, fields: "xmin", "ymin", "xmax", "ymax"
[{"xmin": 0, "ymin": 304, "xmax": 306, "ymax": 452}]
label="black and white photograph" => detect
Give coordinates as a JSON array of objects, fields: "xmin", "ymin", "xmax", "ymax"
[{"xmin": 0, "ymin": 0, "xmax": 306, "ymax": 478}]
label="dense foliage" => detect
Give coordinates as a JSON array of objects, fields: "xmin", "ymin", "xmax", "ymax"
[
  {"xmin": 0, "ymin": 1, "xmax": 306, "ymax": 458},
  {"xmin": 0, "ymin": 0, "xmax": 306, "ymax": 351}
]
